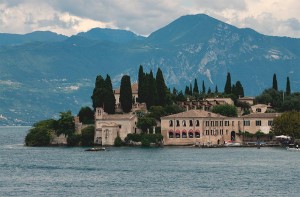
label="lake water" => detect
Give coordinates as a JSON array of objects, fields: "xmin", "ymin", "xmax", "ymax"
[{"xmin": 0, "ymin": 126, "xmax": 299, "ymax": 197}]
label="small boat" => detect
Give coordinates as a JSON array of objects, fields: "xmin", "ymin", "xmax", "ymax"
[
  {"xmin": 224, "ymin": 141, "xmax": 241, "ymax": 147},
  {"xmin": 85, "ymin": 147, "xmax": 106, "ymax": 151},
  {"xmin": 286, "ymin": 144, "xmax": 300, "ymax": 151}
]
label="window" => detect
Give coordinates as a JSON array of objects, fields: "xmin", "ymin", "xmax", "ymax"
[
  {"xmin": 226, "ymin": 130, "xmax": 228, "ymax": 135},
  {"xmin": 206, "ymin": 130, "xmax": 209, "ymax": 135},
  {"xmin": 169, "ymin": 120, "xmax": 173, "ymax": 127},
  {"xmin": 175, "ymin": 132, "xmax": 180, "ymax": 138},
  {"xmin": 189, "ymin": 120, "xmax": 193, "ymax": 126},
  {"xmin": 211, "ymin": 130, "xmax": 213, "ymax": 135},
  {"xmin": 195, "ymin": 132, "xmax": 200, "ymax": 138},
  {"xmin": 256, "ymin": 108, "xmax": 262, "ymax": 112},
  {"xmin": 189, "ymin": 132, "xmax": 194, "ymax": 138},
  {"xmin": 182, "ymin": 120, "xmax": 186, "ymax": 127},
  {"xmin": 182, "ymin": 131, "xmax": 187, "ymax": 138},
  {"xmin": 196, "ymin": 120, "xmax": 200, "ymax": 126},
  {"xmin": 176, "ymin": 120, "xmax": 180, "ymax": 127},
  {"xmin": 211, "ymin": 121, "xmax": 214, "ymax": 126},
  {"xmin": 220, "ymin": 129, "xmax": 224, "ymax": 135},
  {"xmin": 215, "ymin": 121, "xmax": 218, "ymax": 127},
  {"xmin": 205, "ymin": 121, "xmax": 209, "ymax": 127},
  {"xmin": 169, "ymin": 131, "xmax": 174, "ymax": 138},
  {"xmin": 244, "ymin": 120, "xmax": 250, "ymax": 126},
  {"xmin": 220, "ymin": 121, "xmax": 223, "ymax": 126},
  {"xmin": 268, "ymin": 120, "xmax": 273, "ymax": 126},
  {"xmin": 232, "ymin": 121, "xmax": 234, "ymax": 126},
  {"xmin": 256, "ymin": 120, "xmax": 261, "ymax": 126},
  {"xmin": 225, "ymin": 121, "xmax": 229, "ymax": 126},
  {"xmin": 119, "ymin": 125, "xmax": 122, "ymax": 129}
]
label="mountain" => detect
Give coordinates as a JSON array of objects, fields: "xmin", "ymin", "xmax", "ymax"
[
  {"xmin": 0, "ymin": 31, "xmax": 67, "ymax": 46},
  {"xmin": 0, "ymin": 14, "xmax": 299, "ymax": 125},
  {"xmin": 76, "ymin": 28, "xmax": 145, "ymax": 43}
]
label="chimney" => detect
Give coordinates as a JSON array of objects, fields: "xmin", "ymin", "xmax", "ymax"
[{"xmin": 186, "ymin": 105, "xmax": 189, "ymax": 111}]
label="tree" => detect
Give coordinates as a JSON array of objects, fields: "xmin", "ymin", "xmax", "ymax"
[
  {"xmin": 137, "ymin": 117, "xmax": 157, "ymax": 132},
  {"xmin": 145, "ymin": 70, "xmax": 157, "ymax": 109},
  {"xmin": 120, "ymin": 75, "xmax": 132, "ymax": 113},
  {"xmin": 202, "ymin": 80, "xmax": 206, "ymax": 94},
  {"xmin": 81, "ymin": 126, "xmax": 95, "ymax": 146},
  {"xmin": 207, "ymin": 87, "xmax": 211, "ymax": 94},
  {"xmin": 185, "ymin": 86, "xmax": 190, "ymax": 95},
  {"xmin": 189, "ymin": 83, "xmax": 193, "ymax": 95},
  {"xmin": 56, "ymin": 111, "xmax": 75, "ymax": 136},
  {"xmin": 138, "ymin": 65, "xmax": 146, "ymax": 103},
  {"xmin": 91, "ymin": 75, "xmax": 106, "ymax": 110},
  {"xmin": 215, "ymin": 85, "xmax": 218, "ymax": 94},
  {"xmin": 224, "ymin": 72, "xmax": 232, "ymax": 94},
  {"xmin": 271, "ymin": 111, "xmax": 300, "ymax": 139},
  {"xmin": 234, "ymin": 81, "xmax": 244, "ymax": 97},
  {"xmin": 272, "ymin": 73, "xmax": 278, "ymax": 91},
  {"xmin": 104, "ymin": 75, "xmax": 116, "ymax": 114},
  {"xmin": 286, "ymin": 77, "xmax": 291, "ymax": 96},
  {"xmin": 193, "ymin": 79, "xmax": 199, "ymax": 94},
  {"xmin": 25, "ymin": 120, "xmax": 55, "ymax": 146},
  {"xmin": 78, "ymin": 106, "xmax": 94, "ymax": 124},
  {"xmin": 211, "ymin": 104, "xmax": 238, "ymax": 117},
  {"xmin": 156, "ymin": 68, "xmax": 167, "ymax": 106}
]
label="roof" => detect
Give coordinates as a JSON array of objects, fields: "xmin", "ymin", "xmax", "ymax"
[
  {"xmin": 242, "ymin": 113, "xmax": 281, "ymax": 119},
  {"xmin": 161, "ymin": 109, "xmax": 226, "ymax": 119},
  {"xmin": 114, "ymin": 83, "xmax": 138, "ymax": 94},
  {"xmin": 238, "ymin": 97, "xmax": 255, "ymax": 100},
  {"xmin": 101, "ymin": 113, "xmax": 136, "ymax": 120}
]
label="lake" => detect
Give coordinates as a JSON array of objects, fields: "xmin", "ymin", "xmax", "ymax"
[{"xmin": 0, "ymin": 126, "xmax": 299, "ymax": 197}]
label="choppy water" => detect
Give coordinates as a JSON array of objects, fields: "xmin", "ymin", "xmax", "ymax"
[{"xmin": 0, "ymin": 126, "xmax": 299, "ymax": 197}]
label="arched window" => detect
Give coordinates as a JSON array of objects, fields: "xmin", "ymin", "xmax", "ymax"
[
  {"xmin": 175, "ymin": 130, "xmax": 180, "ymax": 138},
  {"xmin": 188, "ymin": 130, "xmax": 194, "ymax": 138},
  {"xmin": 182, "ymin": 130, "xmax": 187, "ymax": 138},
  {"xmin": 169, "ymin": 120, "xmax": 173, "ymax": 127},
  {"xmin": 182, "ymin": 120, "xmax": 186, "ymax": 127},
  {"xmin": 195, "ymin": 131, "xmax": 200, "ymax": 138},
  {"xmin": 189, "ymin": 120, "xmax": 193, "ymax": 126},
  {"xmin": 176, "ymin": 120, "xmax": 180, "ymax": 127},
  {"xmin": 195, "ymin": 120, "xmax": 200, "ymax": 127},
  {"xmin": 169, "ymin": 131, "xmax": 174, "ymax": 138}
]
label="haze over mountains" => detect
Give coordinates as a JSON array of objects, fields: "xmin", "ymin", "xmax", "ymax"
[{"xmin": 0, "ymin": 14, "xmax": 299, "ymax": 125}]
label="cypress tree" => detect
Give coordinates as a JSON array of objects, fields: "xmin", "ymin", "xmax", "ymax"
[
  {"xmin": 286, "ymin": 77, "xmax": 291, "ymax": 96},
  {"xmin": 202, "ymin": 80, "xmax": 206, "ymax": 94},
  {"xmin": 91, "ymin": 75, "xmax": 106, "ymax": 110},
  {"xmin": 189, "ymin": 83, "xmax": 193, "ymax": 95},
  {"xmin": 193, "ymin": 79, "xmax": 199, "ymax": 94},
  {"xmin": 104, "ymin": 75, "xmax": 116, "ymax": 114},
  {"xmin": 138, "ymin": 65, "xmax": 146, "ymax": 103},
  {"xmin": 272, "ymin": 73, "xmax": 278, "ymax": 91},
  {"xmin": 207, "ymin": 87, "xmax": 211, "ymax": 94},
  {"xmin": 215, "ymin": 85, "xmax": 218, "ymax": 94},
  {"xmin": 231, "ymin": 84, "xmax": 236, "ymax": 96},
  {"xmin": 156, "ymin": 68, "xmax": 167, "ymax": 106},
  {"xmin": 235, "ymin": 81, "xmax": 244, "ymax": 97},
  {"xmin": 145, "ymin": 70, "xmax": 157, "ymax": 109},
  {"xmin": 185, "ymin": 86, "xmax": 190, "ymax": 95},
  {"xmin": 224, "ymin": 72, "xmax": 231, "ymax": 94},
  {"xmin": 120, "ymin": 75, "xmax": 132, "ymax": 113}
]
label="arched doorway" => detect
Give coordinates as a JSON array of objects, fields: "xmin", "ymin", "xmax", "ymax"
[{"xmin": 231, "ymin": 131, "xmax": 236, "ymax": 141}]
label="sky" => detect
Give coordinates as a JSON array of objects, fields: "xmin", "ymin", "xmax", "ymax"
[{"xmin": 0, "ymin": 0, "xmax": 300, "ymax": 38}]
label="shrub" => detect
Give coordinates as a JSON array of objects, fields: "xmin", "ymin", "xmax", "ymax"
[
  {"xmin": 67, "ymin": 134, "xmax": 81, "ymax": 146},
  {"xmin": 25, "ymin": 127, "xmax": 51, "ymax": 146},
  {"xmin": 114, "ymin": 136, "xmax": 123, "ymax": 147},
  {"xmin": 81, "ymin": 126, "xmax": 95, "ymax": 146}
]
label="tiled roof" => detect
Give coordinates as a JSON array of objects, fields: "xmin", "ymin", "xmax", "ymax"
[
  {"xmin": 242, "ymin": 113, "xmax": 281, "ymax": 118},
  {"xmin": 238, "ymin": 97, "xmax": 255, "ymax": 100},
  {"xmin": 100, "ymin": 114, "xmax": 136, "ymax": 120},
  {"xmin": 161, "ymin": 110, "xmax": 226, "ymax": 119},
  {"xmin": 114, "ymin": 83, "xmax": 138, "ymax": 94}
]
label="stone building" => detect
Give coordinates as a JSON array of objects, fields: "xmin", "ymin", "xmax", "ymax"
[
  {"xmin": 94, "ymin": 108, "xmax": 140, "ymax": 146},
  {"xmin": 161, "ymin": 109, "xmax": 280, "ymax": 146}
]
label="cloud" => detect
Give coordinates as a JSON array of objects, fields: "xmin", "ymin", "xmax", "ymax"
[{"xmin": 0, "ymin": 0, "xmax": 299, "ymax": 38}]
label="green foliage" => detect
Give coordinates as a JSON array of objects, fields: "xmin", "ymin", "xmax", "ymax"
[
  {"xmin": 234, "ymin": 81, "xmax": 244, "ymax": 97},
  {"xmin": 236, "ymin": 101, "xmax": 250, "ymax": 110},
  {"xmin": 25, "ymin": 127, "xmax": 51, "ymax": 146},
  {"xmin": 104, "ymin": 75, "xmax": 116, "ymax": 114},
  {"xmin": 137, "ymin": 117, "xmax": 157, "ymax": 132},
  {"xmin": 224, "ymin": 72, "xmax": 231, "ymax": 94},
  {"xmin": 56, "ymin": 111, "xmax": 75, "ymax": 136},
  {"xmin": 149, "ymin": 106, "xmax": 166, "ymax": 120},
  {"xmin": 211, "ymin": 104, "xmax": 238, "ymax": 117},
  {"xmin": 114, "ymin": 135, "xmax": 123, "ymax": 147},
  {"xmin": 78, "ymin": 106, "xmax": 94, "ymax": 124},
  {"xmin": 202, "ymin": 80, "xmax": 206, "ymax": 94},
  {"xmin": 271, "ymin": 111, "xmax": 300, "ymax": 139},
  {"xmin": 176, "ymin": 91, "xmax": 186, "ymax": 101},
  {"xmin": 138, "ymin": 65, "xmax": 146, "ymax": 103},
  {"xmin": 164, "ymin": 104, "xmax": 184, "ymax": 115},
  {"xmin": 156, "ymin": 68, "xmax": 168, "ymax": 106},
  {"xmin": 120, "ymin": 75, "xmax": 133, "ymax": 113},
  {"xmin": 193, "ymin": 79, "xmax": 199, "ymax": 94},
  {"xmin": 272, "ymin": 73, "xmax": 278, "ymax": 91},
  {"xmin": 81, "ymin": 126, "xmax": 95, "ymax": 146},
  {"xmin": 67, "ymin": 134, "xmax": 81, "ymax": 146},
  {"xmin": 286, "ymin": 77, "xmax": 291, "ymax": 96}
]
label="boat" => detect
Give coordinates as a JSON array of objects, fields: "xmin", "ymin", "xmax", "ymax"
[
  {"xmin": 85, "ymin": 147, "xmax": 106, "ymax": 151},
  {"xmin": 224, "ymin": 141, "xmax": 241, "ymax": 147},
  {"xmin": 286, "ymin": 144, "xmax": 300, "ymax": 151}
]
